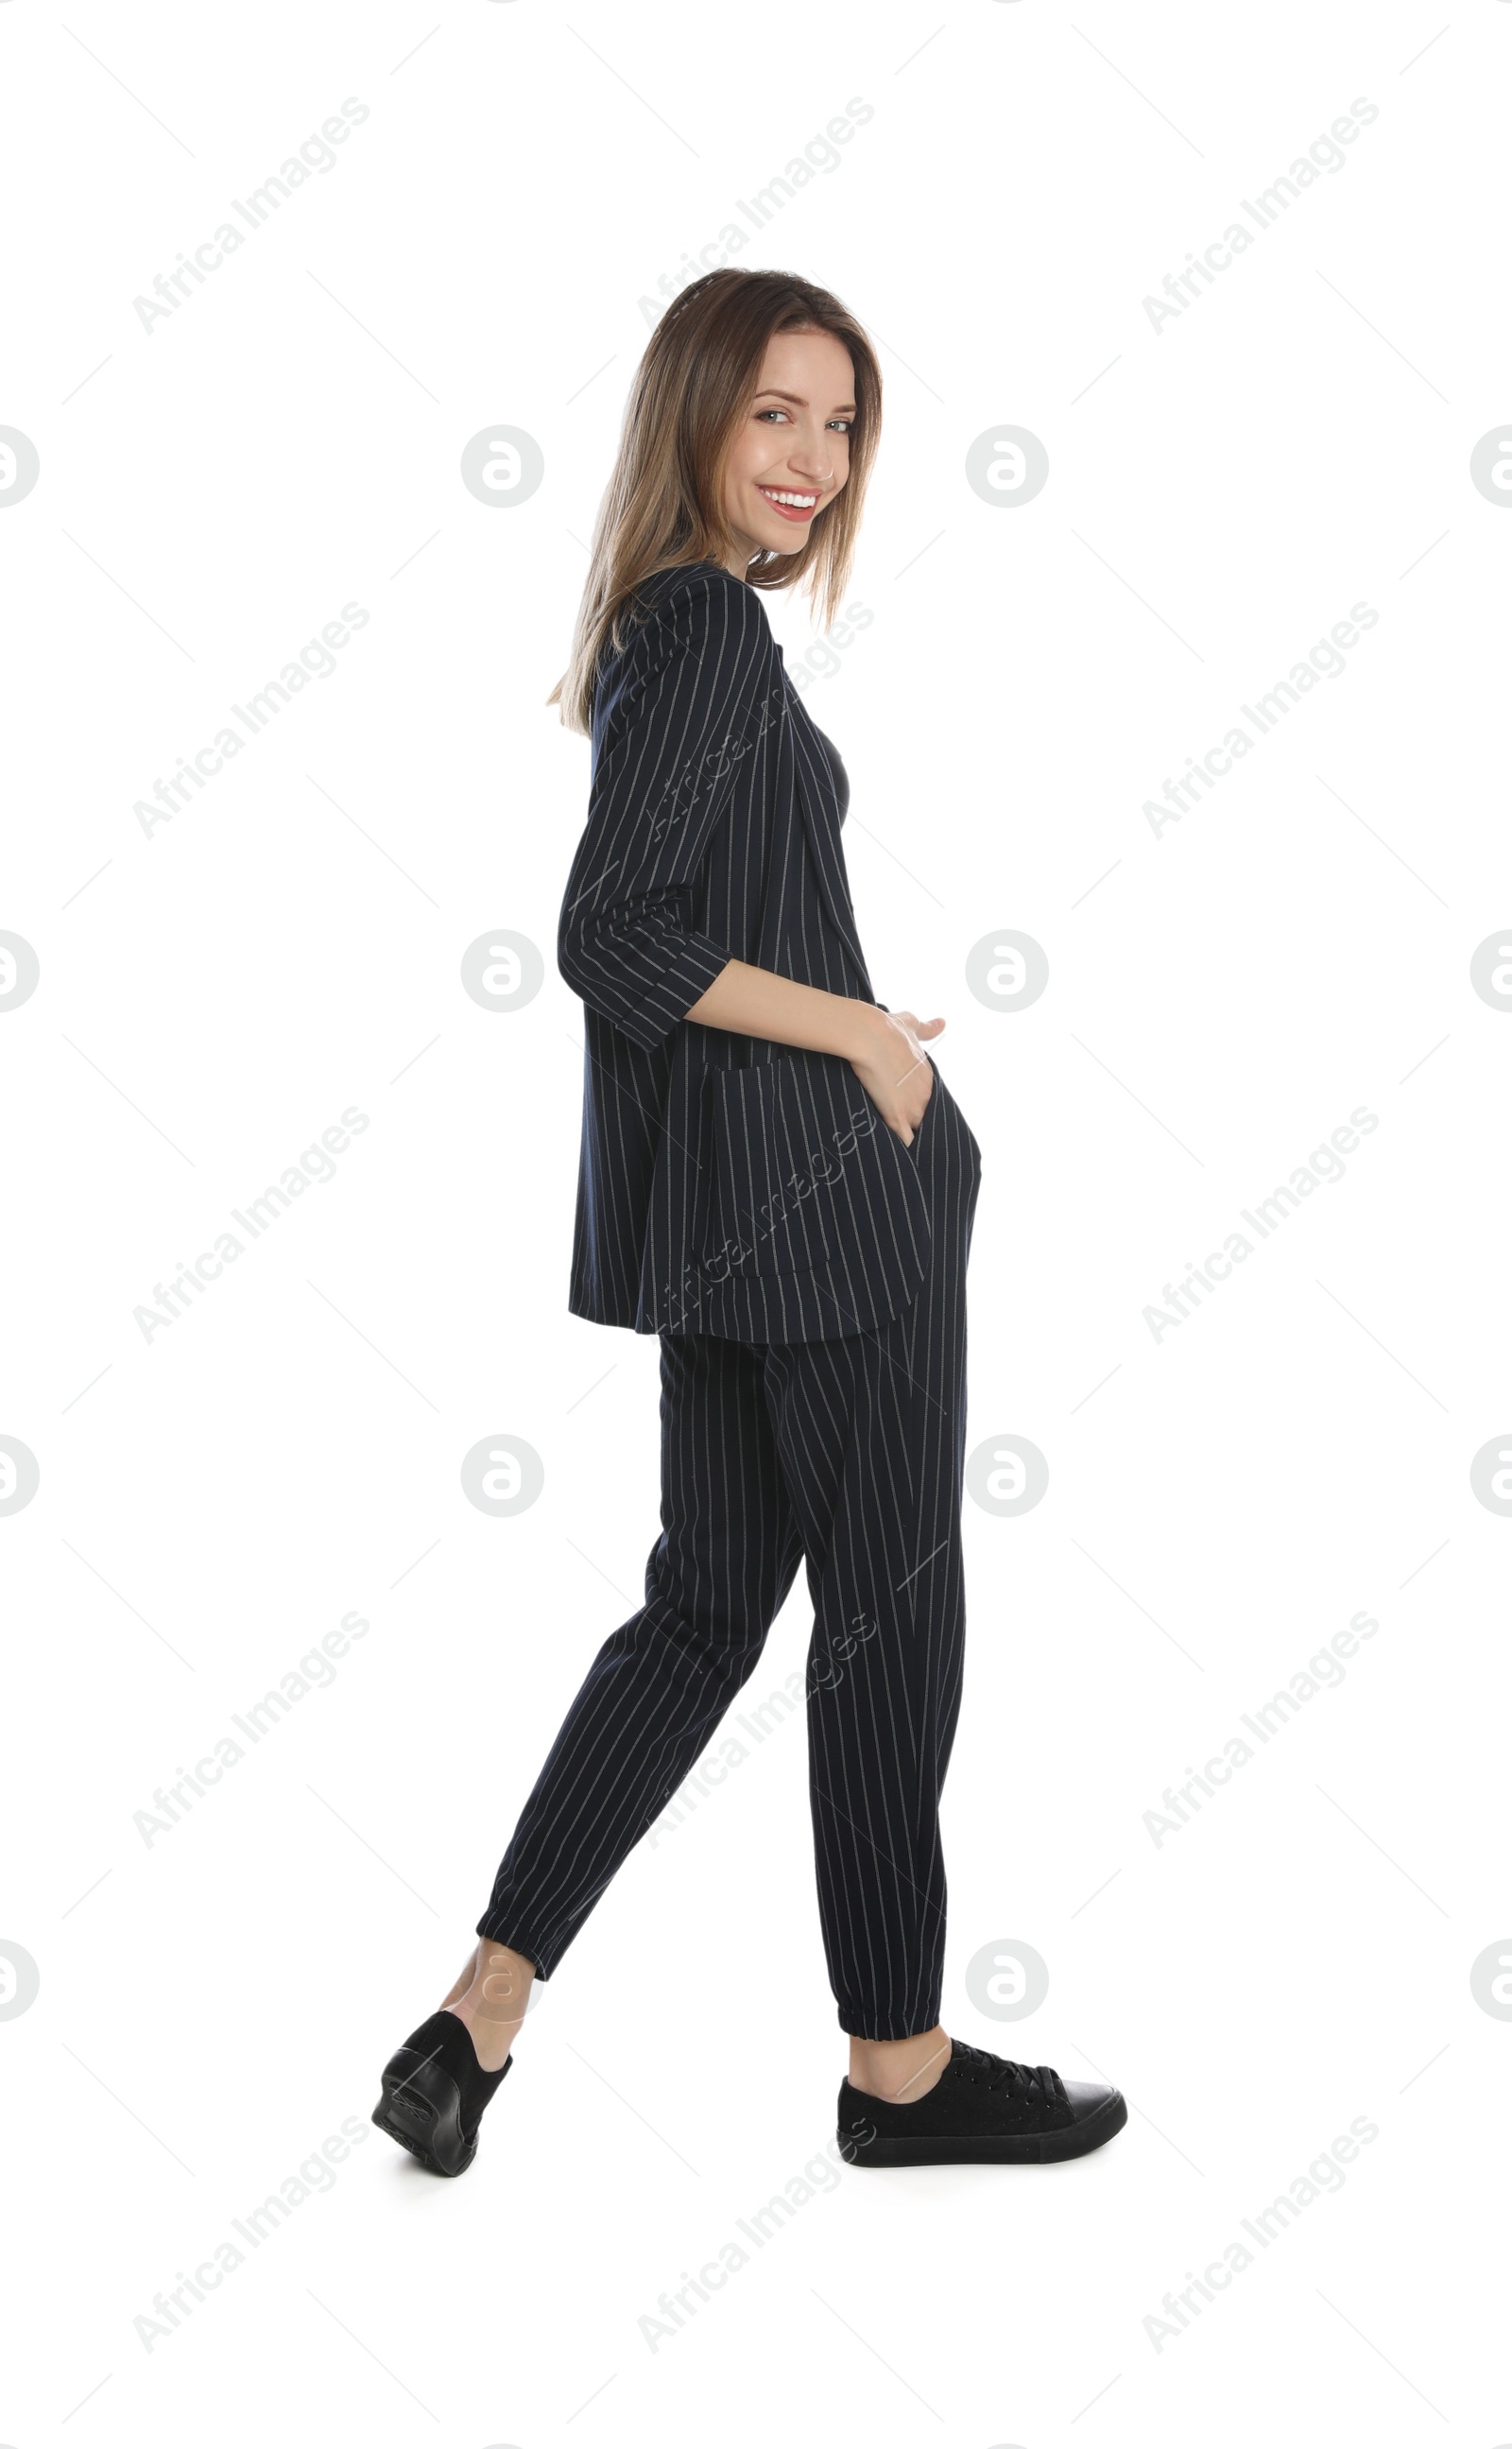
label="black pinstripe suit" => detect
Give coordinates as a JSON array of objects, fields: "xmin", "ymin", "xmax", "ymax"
[
  {"xmin": 558, "ymin": 560, "xmax": 980, "ymax": 1342},
  {"xmin": 479, "ymin": 562, "xmax": 983, "ymax": 2038}
]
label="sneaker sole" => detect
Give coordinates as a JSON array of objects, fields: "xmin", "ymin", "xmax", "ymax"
[
  {"xmin": 839, "ymin": 2087, "xmax": 1127, "ymax": 2167},
  {"xmin": 371, "ymin": 2048, "xmax": 476, "ymax": 2178}
]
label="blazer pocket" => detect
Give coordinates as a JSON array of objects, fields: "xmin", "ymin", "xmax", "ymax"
[
  {"xmin": 921, "ymin": 1063, "xmax": 984, "ymax": 1176},
  {"xmin": 699, "ymin": 1056, "xmax": 912, "ymax": 1285}
]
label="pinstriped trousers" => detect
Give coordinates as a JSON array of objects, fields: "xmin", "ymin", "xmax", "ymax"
[{"xmin": 477, "ymin": 1071, "xmax": 983, "ymax": 2038}]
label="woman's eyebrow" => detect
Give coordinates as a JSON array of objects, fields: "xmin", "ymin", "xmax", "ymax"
[{"xmin": 756, "ymin": 388, "xmax": 858, "ymax": 411}]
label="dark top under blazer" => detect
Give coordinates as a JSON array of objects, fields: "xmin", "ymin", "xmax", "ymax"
[{"xmin": 558, "ymin": 560, "xmax": 935, "ymax": 1344}]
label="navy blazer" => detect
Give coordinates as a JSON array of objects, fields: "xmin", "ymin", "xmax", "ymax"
[{"xmin": 558, "ymin": 560, "xmax": 973, "ymax": 1343}]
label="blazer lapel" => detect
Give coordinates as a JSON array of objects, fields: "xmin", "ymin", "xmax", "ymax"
[{"xmin": 778, "ymin": 655, "xmax": 872, "ymax": 986}]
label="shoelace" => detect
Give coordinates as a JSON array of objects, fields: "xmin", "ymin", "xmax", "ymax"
[{"xmin": 952, "ymin": 2040, "xmax": 1066, "ymax": 2103}]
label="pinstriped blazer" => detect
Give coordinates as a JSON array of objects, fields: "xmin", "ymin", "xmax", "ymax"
[{"xmin": 558, "ymin": 560, "xmax": 973, "ymax": 1343}]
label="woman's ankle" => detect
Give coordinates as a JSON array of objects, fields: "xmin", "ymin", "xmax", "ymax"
[
  {"xmin": 848, "ymin": 2023, "xmax": 950, "ymax": 2102},
  {"xmin": 444, "ymin": 1937, "xmax": 535, "ymax": 2072}
]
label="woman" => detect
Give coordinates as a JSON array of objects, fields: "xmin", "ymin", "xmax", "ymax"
[{"xmin": 373, "ymin": 268, "xmax": 1126, "ymax": 2178}]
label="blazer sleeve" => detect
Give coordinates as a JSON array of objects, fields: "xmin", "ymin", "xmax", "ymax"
[{"xmin": 558, "ymin": 568, "xmax": 774, "ymax": 1054}]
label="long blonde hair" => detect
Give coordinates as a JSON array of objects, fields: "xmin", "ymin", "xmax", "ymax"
[{"xmin": 550, "ymin": 267, "xmax": 882, "ymax": 735}]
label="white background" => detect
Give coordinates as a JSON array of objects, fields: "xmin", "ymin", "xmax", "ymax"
[{"xmin": 3, "ymin": 0, "xmax": 1508, "ymax": 2440}]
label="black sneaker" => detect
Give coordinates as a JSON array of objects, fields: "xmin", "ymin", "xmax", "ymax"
[
  {"xmin": 837, "ymin": 2037, "xmax": 1126, "ymax": 2166},
  {"xmin": 372, "ymin": 2009, "xmax": 512, "ymax": 2177}
]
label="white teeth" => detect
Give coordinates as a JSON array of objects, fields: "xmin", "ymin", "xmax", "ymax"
[{"xmin": 761, "ymin": 488, "xmax": 817, "ymax": 508}]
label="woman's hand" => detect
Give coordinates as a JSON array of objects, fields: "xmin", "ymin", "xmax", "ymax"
[
  {"xmin": 683, "ymin": 964, "xmax": 947, "ymax": 1146},
  {"xmin": 848, "ymin": 1007, "xmax": 947, "ymax": 1146}
]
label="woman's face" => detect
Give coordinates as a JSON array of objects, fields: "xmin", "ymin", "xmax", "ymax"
[{"xmin": 720, "ymin": 324, "xmax": 855, "ymax": 574}]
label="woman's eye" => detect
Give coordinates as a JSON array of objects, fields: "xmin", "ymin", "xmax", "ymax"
[{"xmin": 755, "ymin": 408, "xmax": 852, "ymax": 431}]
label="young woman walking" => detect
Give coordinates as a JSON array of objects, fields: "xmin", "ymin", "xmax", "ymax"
[{"xmin": 373, "ymin": 267, "xmax": 1126, "ymax": 2178}]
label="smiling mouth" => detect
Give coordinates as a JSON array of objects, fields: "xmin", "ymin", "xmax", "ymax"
[{"xmin": 757, "ymin": 484, "xmax": 820, "ymax": 520}]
